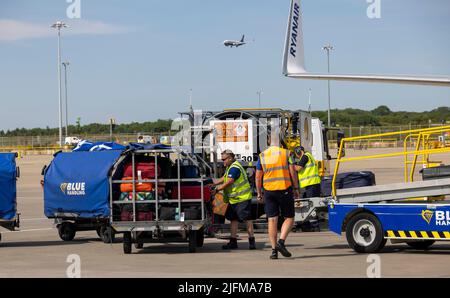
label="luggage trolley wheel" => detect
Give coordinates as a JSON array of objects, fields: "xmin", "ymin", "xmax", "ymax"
[
  {"xmin": 133, "ymin": 232, "xmax": 143, "ymax": 249},
  {"xmin": 196, "ymin": 227, "xmax": 205, "ymax": 248},
  {"xmin": 58, "ymin": 222, "xmax": 76, "ymax": 241},
  {"xmin": 97, "ymin": 225, "xmax": 116, "ymax": 244},
  {"xmin": 346, "ymin": 213, "xmax": 387, "ymax": 253},
  {"xmin": 188, "ymin": 229, "xmax": 197, "ymax": 253},
  {"xmin": 406, "ymin": 240, "xmax": 435, "ymax": 250},
  {"xmin": 123, "ymin": 232, "xmax": 132, "ymax": 254}
]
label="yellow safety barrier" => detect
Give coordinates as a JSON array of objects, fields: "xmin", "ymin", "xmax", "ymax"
[
  {"xmin": 332, "ymin": 125, "xmax": 450, "ymax": 197},
  {"xmin": 0, "ymin": 145, "xmax": 72, "ymax": 157}
]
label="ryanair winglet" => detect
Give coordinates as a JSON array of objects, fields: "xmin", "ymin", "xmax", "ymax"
[
  {"xmin": 281, "ymin": 0, "xmax": 450, "ymax": 87},
  {"xmin": 283, "ymin": 0, "xmax": 306, "ymax": 75}
]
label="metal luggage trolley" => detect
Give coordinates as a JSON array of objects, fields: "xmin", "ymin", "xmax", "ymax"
[
  {"xmin": 0, "ymin": 152, "xmax": 20, "ymax": 243},
  {"xmin": 43, "ymin": 150, "xmax": 123, "ymax": 243},
  {"xmin": 110, "ymin": 148, "xmax": 211, "ymax": 254}
]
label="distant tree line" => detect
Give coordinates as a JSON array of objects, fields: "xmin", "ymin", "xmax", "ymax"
[
  {"xmin": 0, "ymin": 119, "xmax": 173, "ymax": 137},
  {"xmin": 311, "ymin": 106, "xmax": 450, "ymax": 127},
  {"xmin": 0, "ymin": 106, "xmax": 449, "ymax": 137}
]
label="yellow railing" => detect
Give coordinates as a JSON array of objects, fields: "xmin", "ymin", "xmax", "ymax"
[
  {"xmin": 0, "ymin": 145, "xmax": 72, "ymax": 157},
  {"xmin": 332, "ymin": 125, "xmax": 450, "ymax": 197}
]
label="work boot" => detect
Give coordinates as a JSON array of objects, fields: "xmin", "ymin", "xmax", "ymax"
[
  {"xmin": 276, "ymin": 239, "xmax": 292, "ymax": 257},
  {"xmin": 270, "ymin": 249, "xmax": 278, "ymax": 259},
  {"xmin": 248, "ymin": 237, "xmax": 256, "ymax": 250},
  {"xmin": 222, "ymin": 237, "xmax": 238, "ymax": 250}
]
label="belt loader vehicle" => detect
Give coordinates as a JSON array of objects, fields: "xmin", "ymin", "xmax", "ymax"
[{"xmin": 296, "ymin": 126, "xmax": 450, "ymax": 252}]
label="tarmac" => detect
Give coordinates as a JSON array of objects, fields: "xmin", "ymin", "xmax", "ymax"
[{"xmin": 0, "ymin": 150, "xmax": 449, "ymax": 278}]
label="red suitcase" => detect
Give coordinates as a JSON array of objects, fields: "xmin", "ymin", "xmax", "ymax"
[
  {"xmin": 120, "ymin": 210, "xmax": 154, "ymax": 221},
  {"xmin": 123, "ymin": 162, "xmax": 161, "ymax": 179},
  {"xmin": 171, "ymin": 185, "xmax": 211, "ymax": 202},
  {"xmin": 121, "ymin": 210, "xmax": 133, "ymax": 221},
  {"xmin": 137, "ymin": 211, "xmax": 154, "ymax": 221}
]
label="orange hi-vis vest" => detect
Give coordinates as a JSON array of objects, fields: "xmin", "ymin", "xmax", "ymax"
[{"xmin": 259, "ymin": 146, "xmax": 292, "ymax": 191}]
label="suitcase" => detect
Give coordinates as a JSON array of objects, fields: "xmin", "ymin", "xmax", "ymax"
[
  {"xmin": 120, "ymin": 192, "xmax": 154, "ymax": 201},
  {"xmin": 137, "ymin": 211, "xmax": 154, "ymax": 221},
  {"xmin": 212, "ymin": 193, "xmax": 228, "ymax": 216},
  {"xmin": 120, "ymin": 177, "xmax": 153, "ymax": 192},
  {"xmin": 420, "ymin": 165, "xmax": 450, "ymax": 180},
  {"xmin": 123, "ymin": 162, "xmax": 161, "ymax": 179},
  {"xmin": 321, "ymin": 171, "xmax": 376, "ymax": 197},
  {"xmin": 136, "ymin": 203, "xmax": 152, "ymax": 212},
  {"xmin": 159, "ymin": 206, "xmax": 176, "ymax": 220},
  {"xmin": 183, "ymin": 207, "xmax": 201, "ymax": 220},
  {"xmin": 172, "ymin": 165, "xmax": 200, "ymax": 178},
  {"xmin": 121, "ymin": 210, "xmax": 133, "ymax": 221},
  {"xmin": 171, "ymin": 185, "xmax": 211, "ymax": 201}
]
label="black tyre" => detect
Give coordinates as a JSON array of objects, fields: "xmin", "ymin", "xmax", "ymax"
[
  {"xmin": 58, "ymin": 222, "xmax": 76, "ymax": 241},
  {"xmin": 196, "ymin": 227, "xmax": 205, "ymax": 247},
  {"xmin": 123, "ymin": 232, "xmax": 132, "ymax": 254},
  {"xmin": 100, "ymin": 226, "xmax": 116, "ymax": 244},
  {"xmin": 406, "ymin": 240, "xmax": 435, "ymax": 250},
  {"xmin": 346, "ymin": 213, "xmax": 387, "ymax": 253},
  {"xmin": 96, "ymin": 227, "xmax": 102, "ymax": 238},
  {"xmin": 0, "ymin": 232, "xmax": 2, "ymax": 243},
  {"xmin": 188, "ymin": 230, "xmax": 197, "ymax": 253}
]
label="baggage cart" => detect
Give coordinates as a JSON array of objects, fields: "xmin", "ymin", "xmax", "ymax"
[
  {"xmin": 0, "ymin": 153, "xmax": 20, "ymax": 243},
  {"xmin": 110, "ymin": 148, "xmax": 212, "ymax": 254},
  {"xmin": 43, "ymin": 150, "xmax": 123, "ymax": 243}
]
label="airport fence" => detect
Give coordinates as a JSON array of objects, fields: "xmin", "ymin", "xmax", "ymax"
[
  {"xmin": 1, "ymin": 124, "xmax": 448, "ymax": 154},
  {"xmin": 0, "ymin": 132, "xmax": 169, "ymax": 155}
]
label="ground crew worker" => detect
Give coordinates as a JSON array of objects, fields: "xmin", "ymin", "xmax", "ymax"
[
  {"xmin": 255, "ymin": 136, "xmax": 299, "ymax": 259},
  {"xmin": 211, "ymin": 150, "xmax": 256, "ymax": 250},
  {"xmin": 291, "ymin": 146, "xmax": 321, "ymax": 198}
]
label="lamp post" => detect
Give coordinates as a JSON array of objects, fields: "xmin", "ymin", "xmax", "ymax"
[
  {"xmin": 308, "ymin": 88, "xmax": 312, "ymax": 114},
  {"xmin": 322, "ymin": 43, "xmax": 334, "ymax": 128},
  {"xmin": 256, "ymin": 90, "xmax": 263, "ymax": 108},
  {"xmin": 62, "ymin": 61, "xmax": 70, "ymax": 139},
  {"xmin": 51, "ymin": 21, "xmax": 68, "ymax": 147}
]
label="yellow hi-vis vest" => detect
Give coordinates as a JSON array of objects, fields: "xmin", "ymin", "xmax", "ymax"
[
  {"xmin": 223, "ymin": 161, "xmax": 252, "ymax": 204},
  {"xmin": 259, "ymin": 146, "xmax": 292, "ymax": 191},
  {"xmin": 298, "ymin": 152, "xmax": 321, "ymax": 188}
]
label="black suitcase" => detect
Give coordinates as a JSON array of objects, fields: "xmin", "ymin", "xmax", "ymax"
[
  {"xmin": 183, "ymin": 207, "xmax": 201, "ymax": 220},
  {"xmin": 420, "ymin": 165, "xmax": 450, "ymax": 180},
  {"xmin": 321, "ymin": 171, "xmax": 376, "ymax": 197}
]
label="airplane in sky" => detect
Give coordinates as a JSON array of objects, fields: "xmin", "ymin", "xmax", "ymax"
[
  {"xmin": 282, "ymin": 0, "xmax": 450, "ymax": 87},
  {"xmin": 224, "ymin": 35, "xmax": 246, "ymax": 48}
]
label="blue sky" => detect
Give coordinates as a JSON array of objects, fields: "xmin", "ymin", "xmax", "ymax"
[{"xmin": 0, "ymin": 0, "xmax": 449, "ymax": 130}]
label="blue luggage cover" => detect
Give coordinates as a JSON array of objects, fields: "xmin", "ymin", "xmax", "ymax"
[
  {"xmin": 44, "ymin": 150, "xmax": 122, "ymax": 218},
  {"xmin": 73, "ymin": 140, "xmax": 126, "ymax": 152},
  {"xmin": 0, "ymin": 153, "xmax": 17, "ymax": 220}
]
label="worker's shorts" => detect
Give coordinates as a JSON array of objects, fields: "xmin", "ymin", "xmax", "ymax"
[
  {"xmin": 225, "ymin": 199, "xmax": 252, "ymax": 222},
  {"xmin": 264, "ymin": 187, "xmax": 295, "ymax": 218}
]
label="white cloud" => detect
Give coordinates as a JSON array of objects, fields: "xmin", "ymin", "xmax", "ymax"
[{"xmin": 0, "ymin": 19, "xmax": 130, "ymax": 42}]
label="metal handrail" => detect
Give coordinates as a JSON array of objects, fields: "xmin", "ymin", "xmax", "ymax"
[{"xmin": 332, "ymin": 125, "xmax": 450, "ymax": 197}]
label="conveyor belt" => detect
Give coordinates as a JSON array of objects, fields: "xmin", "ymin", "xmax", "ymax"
[
  {"xmin": 336, "ymin": 178, "xmax": 450, "ymax": 204},
  {"xmin": 294, "ymin": 178, "xmax": 450, "ymax": 223}
]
